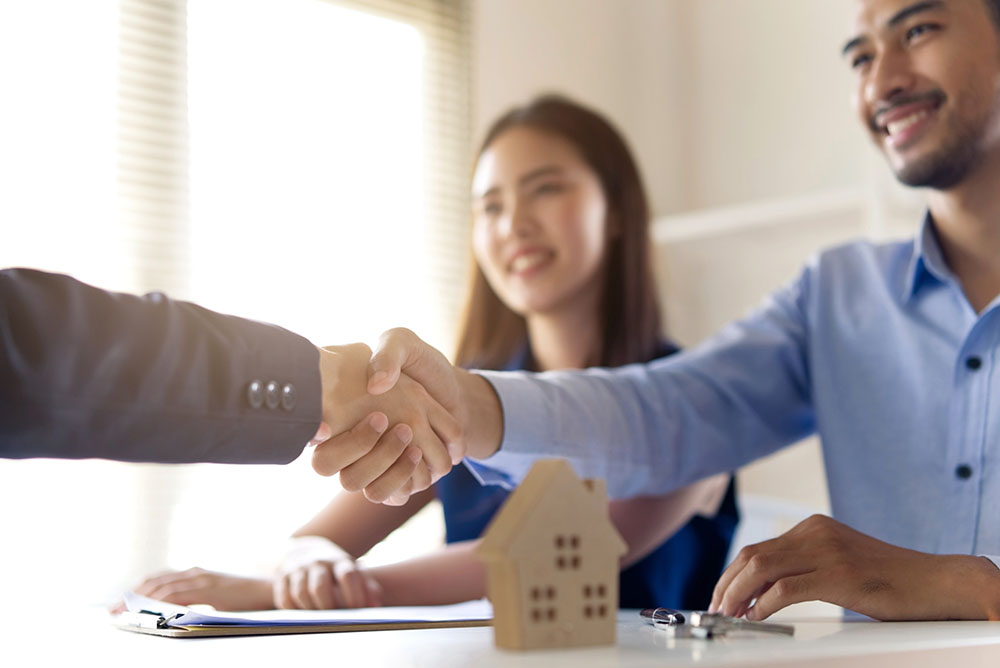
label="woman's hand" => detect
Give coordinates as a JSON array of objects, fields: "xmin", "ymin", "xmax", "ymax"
[
  {"xmin": 273, "ymin": 536, "xmax": 382, "ymax": 609},
  {"xmin": 129, "ymin": 567, "xmax": 273, "ymax": 611}
]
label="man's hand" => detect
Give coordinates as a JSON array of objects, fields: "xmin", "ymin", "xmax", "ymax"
[
  {"xmin": 311, "ymin": 331, "xmax": 503, "ymax": 505},
  {"xmin": 312, "ymin": 410, "xmax": 424, "ymax": 503},
  {"xmin": 367, "ymin": 328, "xmax": 503, "ymax": 462},
  {"xmin": 710, "ymin": 514, "xmax": 1000, "ymax": 621},
  {"xmin": 311, "ymin": 343, "xmax": 461, "ymax": 499}
]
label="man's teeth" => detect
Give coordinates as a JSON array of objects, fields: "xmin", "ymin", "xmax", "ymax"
[
  {"xmin": 886, "ymin": 109, "xmax": 930, "ymax": 136},
  {"xmin": 510, "ymin": 252, "xmax": 550, "ymax": 273}
]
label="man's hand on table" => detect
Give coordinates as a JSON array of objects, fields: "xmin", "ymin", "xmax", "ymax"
[{"xmin": 710, "ymin": 514, "xmax": 1000, "ymax": 621}]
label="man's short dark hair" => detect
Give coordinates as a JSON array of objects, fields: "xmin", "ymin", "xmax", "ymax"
[{"xmin": 986, "ymin": 0, "xmax": 1000, "ymax": 29}]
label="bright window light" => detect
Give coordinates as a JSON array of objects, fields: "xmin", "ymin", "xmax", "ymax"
[
  {"xmin": 0, "ymin": 0, "xmax": 121, "ymax": 288},
  {"xmin": 188, "ymin": 0, "xmax": 431, "ymax": 347},
  {"xmin": 165, "ymin": 0, "xmax": 445, "ymax": 574}
]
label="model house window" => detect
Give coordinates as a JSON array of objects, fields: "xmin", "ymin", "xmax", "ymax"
[
  {"xmin": 583, "ymin": 583, "xmax": 609, "ymax": 618},
  {"xmin": 555, "ymin": 533, "xmax": 582, "ymax": 570},
  {"xmin": 529, "ymin": 585, "xmax": 558, "ymax": 622}
]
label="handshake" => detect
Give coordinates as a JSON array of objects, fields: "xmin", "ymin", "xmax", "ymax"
[{"xmin": 308, "ymin": 329, "xmax": 503, "ymax": 504}]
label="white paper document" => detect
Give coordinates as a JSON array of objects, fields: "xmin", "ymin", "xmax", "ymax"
[{"xmin": 124, "ymin": 591, "xmax": 493, "ymax": 628}]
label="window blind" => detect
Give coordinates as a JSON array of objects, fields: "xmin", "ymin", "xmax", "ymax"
[
  {"xmin": 118, "ymin": 0, "xmax": 191, "ymax": 297},
  {"xmin": 117, "ymin": 0, "xmax": 472, "ymax": 351},
  {"xmin": 337, "ymin": 0, "xmax": 473, "ymax": 352}
]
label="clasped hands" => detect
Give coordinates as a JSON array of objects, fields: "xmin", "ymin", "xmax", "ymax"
[{"xmin": 307, "ymin": 328, "xmax": 501, "ymax": 505}]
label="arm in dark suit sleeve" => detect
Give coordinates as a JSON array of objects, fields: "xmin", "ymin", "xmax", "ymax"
[{"xmin": 0, "ymin": 268, "xmax": 321, "ymax": 464}]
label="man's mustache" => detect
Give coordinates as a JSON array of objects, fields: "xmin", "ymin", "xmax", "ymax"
[{"xmin": 870, "ymin": 90, "xmax": 946, "ymax": 133}]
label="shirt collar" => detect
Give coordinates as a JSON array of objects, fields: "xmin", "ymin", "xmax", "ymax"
[{"xmin": 903, "ymin": 212, "xmax": 956, "ymax": 302}]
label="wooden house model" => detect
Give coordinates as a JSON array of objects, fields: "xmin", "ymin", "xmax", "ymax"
[{"xmin": 477, "ymin": 458, "xmax": 627, "ymax": 650}]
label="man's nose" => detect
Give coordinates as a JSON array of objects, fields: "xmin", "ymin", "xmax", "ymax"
[{"xmin": 864, "ymin": 47, "xmax": 916, "ymax": 111}]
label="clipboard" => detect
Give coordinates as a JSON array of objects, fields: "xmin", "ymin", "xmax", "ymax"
[
  {"xmin": 114, "ymin": 594, "xmax": 493, "ymax": 638},
  {"xmin": 115, "ymin": 610, "xmax": 492, "ymax": 638}
]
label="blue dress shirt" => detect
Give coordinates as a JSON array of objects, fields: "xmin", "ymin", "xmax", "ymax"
[{"xmin": 471, "ymin": 215, "xmax": 1000, "ymax": 569}]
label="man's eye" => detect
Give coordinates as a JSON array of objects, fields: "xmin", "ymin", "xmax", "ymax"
[
  {"xmin": 483, "ymin": 202, "xmax": 502, "ymax": 216},
  {"xmin": 851, "ymin": 53, "xmax": 873, "ymax": 70},
  {"xmin": 905, "ymin": 23, "xmax": 940, "ymax": 41}
]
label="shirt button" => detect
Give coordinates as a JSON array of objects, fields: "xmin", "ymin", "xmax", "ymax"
[
  {"xmin": 966, "ymin": 356, "xmax": 982, "ymax": 370},
  {"xmin": 247, "ymin": 380, "xmax": 264, "ymax": 409},
  {"xmin": 955, "ymin": 464, "xmax": 973, "ymax": 480},
  {"xmin": 281, "ymin": 383, "xmax": 297, "ymax": 411},
  {"xmin": 265, "ymin": 381, "xmax": 281, "ymax": 410}
]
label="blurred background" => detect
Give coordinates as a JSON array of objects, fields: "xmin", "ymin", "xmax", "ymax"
[{"xmin": 0, "ymin": 0, "xmax": 925, "ymax": 609}]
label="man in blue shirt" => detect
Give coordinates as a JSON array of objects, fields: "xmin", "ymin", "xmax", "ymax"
[{"xmin": 318, "ymin": 0, "xmax": 1000, "ymax": 621}]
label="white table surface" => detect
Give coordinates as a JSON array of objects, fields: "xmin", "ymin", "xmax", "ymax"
[{"xmin": 7, "ymin": 605, "xmax": 1000, "ymax": 668}]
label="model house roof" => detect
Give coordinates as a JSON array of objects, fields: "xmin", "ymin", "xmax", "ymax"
[{"xmin": 478, "ymin": 458, "xmax": 626, "ymax": 559}]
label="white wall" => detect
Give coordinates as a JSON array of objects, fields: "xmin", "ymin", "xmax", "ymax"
[
  {"xmin": 684, "ymin": 0, "xmax": 865, "ymax": 208},
  {"xmin": 472, "ymin": 0, "xmax": 691, "ymax": 214},
  {"xmin": 472, "ymin": 0, "xmax": 868, "ymax": 215}
]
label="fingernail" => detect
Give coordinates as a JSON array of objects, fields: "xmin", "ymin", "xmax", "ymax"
[
  {"xmin": 369, "ymin": 412, "xmax": 388, "ymax": 433},
  {"xmin": 395, "ymin": 424, "xmax": 413, "ymax": 445},
  {"xmin": 405, "ymin": 445, "xmax": 422, "ymax": 464},
  {"xmin": 309, "ymin": 421, "xmax": 332, "ymax": 446},
  {"xmin": 447, "ymin": 443, "xmax": 463, "ymax": 465}
]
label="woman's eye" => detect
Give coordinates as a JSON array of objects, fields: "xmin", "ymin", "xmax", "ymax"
[
  {"xmin": 483, "ymin": 202, "xmax": 502, "ymax": 217},
  {"xmin": 534, "ymin": 182, "xmax": 564, "ymax": 196}
]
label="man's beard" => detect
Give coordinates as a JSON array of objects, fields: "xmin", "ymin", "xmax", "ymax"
[
  {"xmin": 888, "ymin": 88, "xmax": 999, "ymax": 190},
  {"xmin": 891, "ymin": 121, "xmax": 983, "ymax": 189}
]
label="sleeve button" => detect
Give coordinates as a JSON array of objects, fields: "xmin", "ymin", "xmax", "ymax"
[
  {"xmin": 281, "ymin": 383, "xmax": 297, "ymax": 411},
  {"xmin": 265, "ymin": 380, "xmax": 281, "ymax": 410},
  {"xmin": 247, "ymin": 380, "xmax": 264, "ymax": 409},
  {"xmin": 956, "ymin": 464, "xmax": 973, "ymax": 480}
]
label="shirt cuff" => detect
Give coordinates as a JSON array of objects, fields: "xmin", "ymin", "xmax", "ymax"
[
  {"xmin": 462, "ymin": 459, "xmax": 516, "ymax": 489},
  {"xmin": 463, "ymin": 370, "xmax": 556, "ymax": 488},
  {"xmin": 982, "ymin": 555, "xmax": 1000, "ymax": 571},
  {"xmin": 474, "ymin": 369, "xmax": 557, "ymax": 456}
]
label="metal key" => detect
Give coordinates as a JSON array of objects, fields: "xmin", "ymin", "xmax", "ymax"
[{"xmin": 687, "ymin": 611, "xmax": 795, "ymax": 638}]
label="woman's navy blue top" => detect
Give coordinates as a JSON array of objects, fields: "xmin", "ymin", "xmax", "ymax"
[{"xmin": 434, "ymin": 342, "xmax": 739, "ymax": 610}]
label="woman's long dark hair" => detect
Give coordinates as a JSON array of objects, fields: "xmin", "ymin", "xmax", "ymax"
[{"xmin": 454, "ymin": 94, "xmax": 662, "ymax": 370}]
